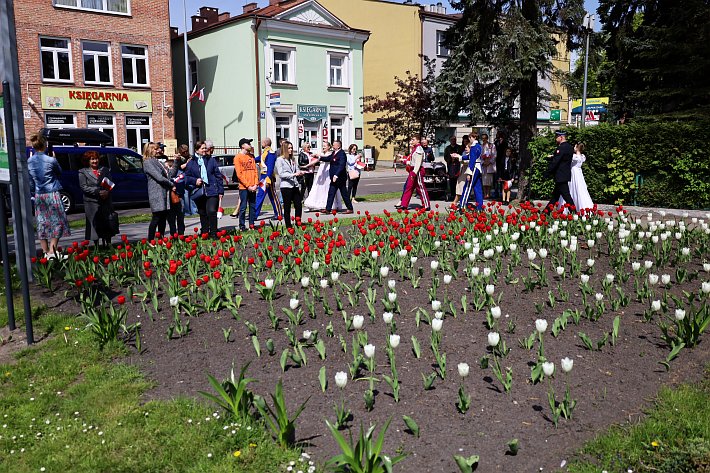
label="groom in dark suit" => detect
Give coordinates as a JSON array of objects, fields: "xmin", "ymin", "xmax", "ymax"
[
  {"xmin": 321, "ymin": 139, "xmax": 354, "ymax": 214},
  {"xmin": 545, "ymin": 130, "xmax": 576, "ymax": 212}
]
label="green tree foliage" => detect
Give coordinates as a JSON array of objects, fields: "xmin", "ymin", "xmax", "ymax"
[
  {"xmin": 362, "ymin": 57, "xmax": 441, "ymax": 150},
  {"xmin": 598, "ymin": 0, "xmax": 710, "ymax": 119},
  {"xmin": 435, "ymin": 0, "xmax": 585, "ymax": 199},
  {"xmin": 527, "ymin": 121, "xmax": 710, "ymax": 209},
  {"xmin": 564, "ymin": 34, "xmax": 613, "ymax": 99}
]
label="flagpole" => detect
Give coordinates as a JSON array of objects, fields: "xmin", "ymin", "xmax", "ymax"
[{"xmin": 182, "ymin": 0, "xmax": 194, "ymax": 151}]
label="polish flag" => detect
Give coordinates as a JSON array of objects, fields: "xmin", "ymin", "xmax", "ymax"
[
  {"xmin": 189, "ymin": 85, "xmax": 199, "ymax": 101},
  {"xmin": 198, "ymin": 88, "xmax": 206, "ymax": 103},
  {"xmin": 101, "ymin": 176, "xmax": 115, "ymax": 190}
]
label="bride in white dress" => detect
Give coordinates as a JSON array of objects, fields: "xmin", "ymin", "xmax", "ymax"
[
  {"xmin": 559, "ymin": 143, "xmax": 594, "ymax": 212},
  {"xmin": 304, "ymin": 141, "xmax": 342, "ymax": 211}
]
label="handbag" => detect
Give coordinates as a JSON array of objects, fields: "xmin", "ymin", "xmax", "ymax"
[
  {"xmin": 170, "ymin": 190, "xmax": 181, "ymax": 205},
  {"xmin": 108, "ymin": 211, "xmax": 120, "ymax": 235},
  {"xmin": 348, "ymin": 169, "xmax": 360, "ymax": 180},
  {"xmin": 189, "ymin": 186, "xmax": 206, "ymax": 201}
]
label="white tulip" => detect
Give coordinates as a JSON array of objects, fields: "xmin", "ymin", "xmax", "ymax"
[
  {"xmin": 410, "ymin": 256, "xmax": 418, "ymax": 264},
  {"xmin": 302, "ymin": 330, "xmax": 312, "ymax": 340},
  {"xmin": 681, "ymin": 247, "xmax": 690, "ymax": 256},
  {"xmin": 471, "ymin": 267, "xmax": 480, "ymax": 277},
  {"xmin": 556, "ymin": 266, "xmax": 565, "ymax": 276},
  {"xmin": 485, "ymin": 284, "xmax": 495, "ymax": 296},
  {"xmin": 587, "ymin": 239, "xmax": 595, "ymax": 248},
  {"xmin": 320, "ymin": 279, "xmax": 329, "ymax": 289},
  {"xmin": 434, "ymin": 240, "xmax": 441, "ymax": 248},
  {"xmin": 595, "ymin": 293, "xmax": 604, "ymax": 302},
  {"xmin": 535, "ymin": 319, "xmax": 548, "ymax": 333},
  {"xmin": 702, "ymin": 281, "xmax": 710, "ymax": 294},
  {"xmin": 371, "ymin": 251, "xmax": 379, "ymax": 259},
  {"xmin": 380, "ymin": 266, "xmax": 390, "ymax": 277},
  {"xmin": 352, "ymin": 315, "xmax": 364, "ymax": 329},
  {"xmin": 487, "ymin": 332, "xmax": 500, "ymax": 347},
  {"xmin": 674, "ymin": 309, "xmax": 686, "ymax": 321},
  {"xmin": 605, "ymin": 274, "xmax": 614, "ymax": 284},
  {"xmin": 388, "ymin": 279, "xmax": 396, "ymax": 289},
  {"xmin": 542, "ymin": 361, "xmax": 555, "ymax": 377},
  {"xmin": 631, "ymin": 262, "xmax": 641, "ymax": 272},
  {"xmin": 621, "ymin": 246, "xmax": 629, "ymax": 254},
  {"xmin": 330, "ymin": 272, "xmax": 340, "ymax": 282},
  {"xmin": 388, "ymin": 292, "xmax": 397, "ymax": 303},
  {"xmin": 431, "ymin": 300, "xmax": 441, "ymax": 311},
  {"xmin": 457, "ymin": 362, "xmax": 470, "ymax": 378},
  {"xmin": 490, "ymin": 306, "xmax": 501, "ymax": 319},
  {"xmin": 495, "ymin": 245, "xmax": 504, "ymax": 253},
  {"xmin": 464, "ymin": 242, "xmax": 472, "ymax": 250},
  {"xmin": 644, "ymin": 260, "xmax": 653, "ymax": 269},
  {"xmin": 290, "ymin": 298, "xmax": 299, "ymax": 310},
  {"xmin": 334, "ymin": 371, "xmax": 348, "ymax": 388},
  {"xmin": 635, "ymin": 243, "xmax": 643, "ymax": 251},
  {"xmin": 468, "ymin": 253, "xmax": 476, "ymax": 261},
  {"xmin": 561, "ymin": 239, "xmax": 569, "ymax": 248},
  {"xmin": 538, "ymin": 248, "xmax": 548, "ymax": 259},
  {"xmin": 398, "ymin": 249, "xmax": 408, "ymax": 257},
  {"xmin": 430, "ymin": 260, "xmax": 439, "ymax": 271},
  {"xmin": 363, "ymin": 344, "xmax": 375, "ymax": 358},
  {"xmin": 483, "ymin": 267, "xmax": 491, "ymax": 277},
  {"xmin": 509, "ymin": 243, "xmax": 518, "ymax": 252},
  {"xmin": 389, "ymin": 334, "xmax": 400, "ymax": 349},
  {"xmin": 382, "ymin": 312, "xmax": 393, "ymax": 324},
  {"xmin": 661, "ymin": 274, "xmax": 671, "ymax": 286},
  {"xmin": 443, "ymin": 274, "xmax": 452, "ymax": 285},
  {"xmin": 587, "ymin": 258, "xmax": 595, "ymax": 268},
  {"xmin": 652, "ymin": 236, "xmax": 659, "ymax": 244},
  {"xmin": 432, "ymin": 318, "xmax": 443, "ymax": 332},
  {"xmin": 648, "ymin": 274, "xmax": 659, "ymax": 285},
  {"xmin": 265, "ymin": 278, "xmax": 274, "ymax": 290},
  {"xmin": 312, "ymin": 261, "xmax": 320, "ymax": 271},
  {"xmin": 651, "ymin": 300, "xmax": 661, "ymax": 312},
  {"xmin": 169, "ymin": 296, "xmax": 179, "ymax": 307},
  {"xmin": 511, "ymin": 232, "xmax": 520, "ymax": 241},
  {"xmin": 560, "ymin": 357, "xmax": 574, "ymax": 373},
  {"xmin": 703, "ymin": 263, "xmax": 710, "ymax": 273},
  {"xmin": 527, "ymin": 249, "xmax": 537, "ymax": 261},
  {"xmin": 580, "ymin": 274, "xmax": 590, "ymax": 284},
  {"xmin": 560, "ymin": 230, "xmax": 567, "ymax": 238},
  {"xmin": 300, "ymin": 276, "xmax": 310, "ymax": 288}
]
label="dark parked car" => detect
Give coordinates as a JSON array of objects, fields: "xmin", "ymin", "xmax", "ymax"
[{"xmin": 27, "ymin": 128, "xmax": 149, "ymax": 212}]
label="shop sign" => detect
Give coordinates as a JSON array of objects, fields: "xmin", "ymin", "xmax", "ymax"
[
  {"xmin": 297, "ymin": 104, "xmax": 327, "ymax": 122},
  {"xmin": 126, "ymin": 116, "xmax": 150, "ymax": 126},
  {"xmin": 45, "ymin": 113, "xmax": 75, "ymax": 126},
  {"xmin": 41, "ymin": 86, "xmax": 153, "ymax": 112},
  {"xmin": 87, "ymin": 115, "xmax": 114, "ymax": 126}
]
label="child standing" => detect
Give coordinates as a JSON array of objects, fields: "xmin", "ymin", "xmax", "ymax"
[{"xmin": 498, "ymin": 147, "xmax": 515, "ymax": 205}]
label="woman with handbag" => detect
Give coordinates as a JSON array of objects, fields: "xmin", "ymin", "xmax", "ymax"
[
  {"xmin": 143, "ymin": 142, "xmax": 176, "ymax": 240},
  {"xmin": 275, "ymin": 141, "xmax": 304, "ymax": 228},
  {"xmin": 167, "ymin": 157, "xmax": 185, "ymax": 236},
  {"xmin": 184, "ymin": 141, "xmax": 224, "ymax": 239},
  {"xmin": 78, "ymin": 150, "xmax": 116, "ymax": 247},
  {"xmin": 346, "ymin": 144, "xmax": 363, "ymax": 202}
]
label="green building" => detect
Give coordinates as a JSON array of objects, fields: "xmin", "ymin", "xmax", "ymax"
[{"xmin": 171, "ymin": 0, "xmax": 369, "ymax": 154}]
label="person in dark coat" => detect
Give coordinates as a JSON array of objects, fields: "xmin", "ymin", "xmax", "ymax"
[
  {"xmin": 545, "ymin": 130, "xmax": 575, "ymax": 212},
  {"xmin": 184, "ymin": 140, "xmax": 224, "ymax": 238},
  {"xmin": 78, "ymin": 150, "xmax": 115, "ymax": 246},
  {"xmin": 143, "ymin": 142, "xmax": 176, "ymax": 240},
  {"xmin": 494, "ymin": 132, "xmax": 508, "ymax": 199},
  {"xmin": 166, "ymin": 156, "xmax": 185, "ymax": 236},
  {"xmin": 320, "ymin": 139, "xmax": 353, "ymax": 214}
]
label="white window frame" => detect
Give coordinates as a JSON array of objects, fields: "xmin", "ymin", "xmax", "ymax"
[
  {"xmin": 82, "ymin": 40, "xmax": 113, "ymax": 85},
  {"xmin": 329, "ymin": 116, "xmax": 344, "ymax": 145},
  {"xmin": 189, "ymin": 60, "xmax": 198, "ymax": 91},
  {"xmin": 436, "ymin": 30, "xmax": 449, "ymax": 57},
  {"xmin": 125, "ymin": 115, "xmax": 153, "ymax": 151},
  {"xmin": 274, "ymin": 115, "xmax": 293, "ymax": 145},
  {"xmin": 44, "ymin": 113, "xmax": 76, "ymax": 129},
  {"xmin": 87, "ymin": 114, "xmax": 116, "ymax": 143},
  {"xmin": 39, "ymin": 36, "xmax": 73, "ymax": 83},
  {"xmin": 53, "ymin": 0, "xmax": 131, "ymax": 16},
  {"xmin": 121, "ymin": 44, "xmax": 150, "ymax": 87},
  {"xmin": 272, "ymin": 46, "xmax": 296, "ymax": 85},
  {"xmin": 327, "ymin": 51, "xmax": 348, "ymax": 88}
]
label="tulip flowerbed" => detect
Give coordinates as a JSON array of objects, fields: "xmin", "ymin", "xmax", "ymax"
[{"xmin": 30, "ymin": 203, "xmax": 710, "ymax": 472}]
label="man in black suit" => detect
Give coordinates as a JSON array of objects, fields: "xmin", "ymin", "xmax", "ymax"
[
  {"xmin": 321, "ymin": 139, "xmax": 354, "ymax": 214},
  {"xmin": 545, "ymin": 130, "xmax": 576, "ymax": 212}
]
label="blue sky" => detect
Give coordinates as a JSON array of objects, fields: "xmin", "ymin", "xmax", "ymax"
[{"xmin": 170, "ymin": 0, "xmax": 601, "ymax": 31}]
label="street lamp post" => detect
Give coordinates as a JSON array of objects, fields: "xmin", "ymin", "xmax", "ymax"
[
  {"xmin": 580, "ymin": 13, "xmax": 595, "ymax": 128},
  {"xmin": 182, "ymin": 0, "xmax": 194, "ymax": 150}
]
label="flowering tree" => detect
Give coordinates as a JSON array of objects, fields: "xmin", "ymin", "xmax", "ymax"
[{"xmin": 362, "ymin": 57, "xmax": 442, "ymax": 151}]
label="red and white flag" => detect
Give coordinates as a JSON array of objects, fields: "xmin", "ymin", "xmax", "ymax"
[
  {"xmin": 189, "ymin": 85, "xmax": 199, "ymax": 101},
  {"xmin": 198, "ymin": 88, "xmax": 206, "ymax": 103},
  {"xmin": 101, "ymin": 176, "xmax": 115, "ymax": 190}
]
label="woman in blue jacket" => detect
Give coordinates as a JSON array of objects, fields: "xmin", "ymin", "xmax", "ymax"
[{"xmin": 184, "ymin": 141, "xmax": 224, "ymax": 238}]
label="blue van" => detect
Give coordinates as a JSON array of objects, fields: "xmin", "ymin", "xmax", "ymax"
[{"xmin": 30, "ymin": 128, "xmax": 149, "ymax": 212}]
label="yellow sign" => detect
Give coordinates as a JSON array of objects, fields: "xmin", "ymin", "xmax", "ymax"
[
  {"xmin": 41, "ymin": 86, "xmax": 153, "ymax": 113},
  {"xmin": 571, "ymin": 97, "xmax": 609, "ymax": 109}
]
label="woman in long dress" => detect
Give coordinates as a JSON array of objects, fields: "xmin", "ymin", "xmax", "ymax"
[
  {"xmin": 559, "ymin": 143, "xmax": 594, "ymax": 213},
  {"xmin": 304, "ymin": 142, "xmax": 342, "ymax": 211}
]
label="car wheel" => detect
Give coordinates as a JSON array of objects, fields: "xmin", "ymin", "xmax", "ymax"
[{"xmin": 59, "ymin": 191, "xmax": 73, "ymax": 213}]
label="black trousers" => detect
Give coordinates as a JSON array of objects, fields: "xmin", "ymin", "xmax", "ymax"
[
  {"xmin": 348, "ymin": 176, "xmax": 360, "ymax": 199},
  {"xmin": 281, "ymin": 186, "xmax": 302, "ymax": 228},
  {"xmin": 196, "ymin": 195, "xmax": 220, "ymax": 238},
  {"xmin": 303, "ymin": 173, "xmax": 314, "ymax": 199},
  {"xmin": 326, "ymin": 175, "xmax": 353, "ymax": 212},
  {"xmin": 547, "ymin": 181, "xmax": 575, "ymax": 212},
  {"xmin": 148, "ymin": 210, "xmax": 168, "ymax": 240},
  {"xmin": 167, "ymin": 201, "xmax": 185, "ymax": 236}
]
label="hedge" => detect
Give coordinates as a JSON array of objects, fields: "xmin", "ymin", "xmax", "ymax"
[{"xmin": 527, "ymin": 121, "xmax": 710, "ymax": 210}]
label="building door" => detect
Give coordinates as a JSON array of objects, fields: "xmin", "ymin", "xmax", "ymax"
[{"xmin": 302, "ymin": 122, "xmax": 320, "ymax": 154}]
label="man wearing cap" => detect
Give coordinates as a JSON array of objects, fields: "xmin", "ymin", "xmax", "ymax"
[
  {"xmin": 254, "ymin": 137, "xmax": 283, "ymax": 220},
  {"xmin": 546, "ymin": 130, "xmax": 576, "ymax": 212},
  {"xmin": 234, "ymin": 138, "xmax": 259, "ymax": 230}
]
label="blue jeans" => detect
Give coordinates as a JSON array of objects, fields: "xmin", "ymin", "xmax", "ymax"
[
  {"xmin": 182, "ymin": 194, "xmax": 197, "ymax": 216},
  {"xmin": 239, "ymin": 189, "xmax": 256, "ymax": 229}
]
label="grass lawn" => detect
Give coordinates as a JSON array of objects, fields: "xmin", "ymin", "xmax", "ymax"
[
  {"xmin": 568, "ymin": 368, "xmax": 710, "ymax": 472},
  {"xmin": 0, "ymin": 307, "xmax": 314, "ymax": 473}
]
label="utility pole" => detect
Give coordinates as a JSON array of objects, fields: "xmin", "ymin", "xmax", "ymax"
[
  {"xmin": 580, "ymin": 13, "xmax": 594, "ymax": 128},
  {"xmin": 182, "ymin": 0, "xmax": 194, "ymax": 150}
]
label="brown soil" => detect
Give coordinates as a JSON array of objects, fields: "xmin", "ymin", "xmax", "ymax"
[{"xmin": 26, "ymin": 220, "xmax": 710, "ymax": 473}]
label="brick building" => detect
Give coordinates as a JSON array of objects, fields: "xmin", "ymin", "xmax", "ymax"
[{"xmin": 12, "ymin": 0, "xmax": 175, "ymax": 151}]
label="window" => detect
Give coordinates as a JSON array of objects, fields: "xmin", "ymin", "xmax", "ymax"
[
  {"xmin": 436, "ymin": 31, "xmax": 449, "ymax": 57},
  {"xmin": 87, "ymin": 114, "xmax": 115, "ymax": 144},
  {"xmin": 125, "ymin": 115, "xmax": 152, "ymax": 151},
  {"xmin": 110, "ymin": 152, "xmax": 144, "ymax": 173},
  {"xmin": 121, "ymin": 44, "xmax": 149, "ymax": 86},
  {"xmin": 40, "ymin": 37, "xmax": 72, "ymax": 82},
  {"xmin": 328, "ymin": 53, "xmax": 348, "ymax": 87},
  {"xmin": 83, "ymin": 41, "xmax": 112, "ymax": 85},
  {"xmin": 272, "ymin": 47, "xmax": 295, "ymax": 84},
  {"xmin": 53, "ymin": 0, "xmax": 130, "ymax": 15},
  {"xmin": 329, "ymin": 117, "xmax": 343, "ymax": 144},
  {"xmin": 189, "ymin": 60, "xmax": 198, "ymax": 91},
  {"xmin": 275, "ymin": 116, "xmax": 291, "ymax": 145}
]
